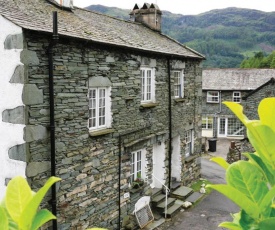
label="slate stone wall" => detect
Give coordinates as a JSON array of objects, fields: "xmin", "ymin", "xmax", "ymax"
[
  {"xmin": 243, "ymin": 83, "xmax": 275, "ymax": 120},
  {"xmin": 24, "ymin": 31, "xmax": 202, "ymax": 229}
]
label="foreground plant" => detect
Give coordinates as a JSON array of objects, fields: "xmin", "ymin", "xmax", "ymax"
[
  {"xmin": 0, "ymin": 176, "xmax": 61, "ymax": 230},
  {"xmin": 207, "ymin": 98, "xmax": 275, "ymax": 229}
]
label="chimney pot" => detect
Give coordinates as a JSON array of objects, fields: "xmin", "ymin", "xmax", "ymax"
[{"xmin": 130, "ymin": 2, "xmax": 162, "ymax": 32}]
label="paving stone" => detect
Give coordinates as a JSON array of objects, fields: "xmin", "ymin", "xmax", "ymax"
[{"xmin": 186, "ymin": 191, "xmax": 204, "ymax": 203}]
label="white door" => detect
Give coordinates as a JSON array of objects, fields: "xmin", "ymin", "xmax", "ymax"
[
  {"xmin": 151, "ymin": 142, "xmax": 165, "ymax": 188},
  {"xmin": 172, "ymin": 136, "xmax": 181, "ymax": 181},
  {"xmin": 218, "ymin": 118, "xmax": 227, "ymax": 137}
]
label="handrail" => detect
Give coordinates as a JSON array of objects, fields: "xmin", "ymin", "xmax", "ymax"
[{"xmin": 152, "ymin": 174, "xmax": 170, "ymax": 218}]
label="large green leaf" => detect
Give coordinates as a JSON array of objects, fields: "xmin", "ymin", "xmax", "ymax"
[
  {"xmin": 31, "ymin": 209, "xmax": 56, "ymax": 230},
  {"xmin": 259, "ymin": 217, "xmax": 275, "ymax": 229},
  {"xmin": 239, "ymin": 209, "xmax": 260, "ymax": 230},
  {"xmin": 259, "ymin": 186, "xmax": 275, "ymax": 217},
  {"xmin": 258, "ymin": 98, "xmax": 275, "ymax": 133},
  {"xmin": 206, "ymin": 184, "xmax": 260, "ymax": 219},
  {"xmin": 19, "ymin": 176, "xmax": 61, "ymax": 229},
  {"xmin": 219, "ymin": 222, "xmax": 242, "ymax": 230},
  {"xmin": 223, "ymin": 102, "xmax": 249, "ymax": 125},
  {"xmin": 243, "ymin": 152, "xmax": 274, "ymax": 185},
  {"xmin": 5, "ymin": 176, "xmax": 32, "ymax": 223},
  {"xmin": 0, "ymin": 206, "xmax": 9, "ymax": 230},
  {"xmin": 226, "ymin": 161, "xmax": 268, "ymax": 205},
  {"xmin": 210, "ymin": 157, "xmax": 229, "ymax": 170},
  {"xmin": 246, "ymin": 124, "xmax": 275, "ymax": 171}
]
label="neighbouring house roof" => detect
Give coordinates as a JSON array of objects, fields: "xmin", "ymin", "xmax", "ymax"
[
  {"xmin": 0, "ymin": 0, "xmax": 204, "ymax": 60},
  {"xmin": 202, "ymin": 68, "xmax": 275, "ymax": 90},
  {"xmin": 243, "ymin": 77, "xmax": 275, "ymax": 99}
]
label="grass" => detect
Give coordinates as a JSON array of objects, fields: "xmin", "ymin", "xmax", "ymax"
[{"xmin": 190, "ymin": 178, "xmax": 212, "ymax": 195}]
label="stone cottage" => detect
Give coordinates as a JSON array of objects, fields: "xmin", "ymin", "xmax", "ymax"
[
  {"xmin": 202, "ymin": 68, "xmax": 275, "ymax": 139},
  {"xmin": 0, "ymin": 0, "xmax": 204, "ymax": 229}
]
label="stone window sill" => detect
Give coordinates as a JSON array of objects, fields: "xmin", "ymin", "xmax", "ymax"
[
  {"xmin": 174, "ymin": 98, "xmax": 186, "ymax": 102},
  {"xmin": 89, "ymin": 128, "xmax": 115, "ymax": 137},
  {"xmin": 140, "ymin": 102, "xmax": 158, "ymax": 109},
  {"xmin": 184, "ymin": 154, "xmax": 198, "ymax": 163},
  {"xmin": 130, "ymin": 184, "xmax": 146, "ymax": 194}
]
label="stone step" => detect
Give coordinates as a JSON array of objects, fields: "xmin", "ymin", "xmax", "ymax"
[
  {"xmin": 185, "ymin": 191, "xmax": 204, "ymax": 204},
  {"xmin": 170, "ymin": 181, "xmax": 181, "ymax": 191},
  {"xmin": 162, "ymin": 203, "xmax": 182, "ymax": 218},
  {"xmin": 152, "ymin": 194, "xmax": 166, "ymax": 207},
  {"xmin": 152, "ymin": 187, "xmax": 162, "ymax": 198},
  {"xmin": 170, "ymin": 186, "xmax": 193, "ymax": 200},
  {"xmin": 156, "ymin": 197, "xmax": 176, "ymax": 211},
  {"xmin": 143, "ymin": 218, "xmax": 165, "ymax": 230}
]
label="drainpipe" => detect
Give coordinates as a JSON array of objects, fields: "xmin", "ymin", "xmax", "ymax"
[
  {"xmin": 214, "ymin": 90, "xmax": 222, "ymax": 138},
  {"xmin": 48, "ymin": 11, "xmax": 59, "ymax": 230},
  {"xmin": 118, "ymin": 135, "xmax": 122, "ymax": 230},
  {"xmin": 167, "ymin": 58, "xmax": 172, "ymax": 190}
]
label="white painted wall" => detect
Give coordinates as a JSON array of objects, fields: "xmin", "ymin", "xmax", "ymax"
[
  {"xmin": 172, "ymin": 136, "xmax": 181, "ymax": 181},
  {"xmin": 0, "ymin": 15, "xmax": 26, "ymax": 199},
  {"xmin": 202, "ymin": 129, "xmax": 214, "ymax": 138},
  {"xmin": 151, "ymin": 142, "xmax": 165, "ymax": 188}
]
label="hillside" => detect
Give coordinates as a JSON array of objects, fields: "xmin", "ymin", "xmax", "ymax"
[{"xmin": 86, "ymin": 5, "xmax": 275, "ymax": 68}]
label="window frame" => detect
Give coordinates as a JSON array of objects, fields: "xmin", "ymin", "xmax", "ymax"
[
  {"xmin": 141, "ymin": 67, "xmax": 155, "ymax": 103},
  {"xmin": 185, "ymin": 129, "xmax": 194, "ymax": 157},
  {"xmin": 173, "ymin": 70, "xmax": 184, "ymax": 98},
  {"xmin": 202, "ymin": 117, "xmax": 213, "ymax": 130},
  {"xmin": 88, "ymin": 87, "xmax": 111, "ymax": 131},
  {"xmin": 207, "ymin": 91, "xmax": 219, "ymax": 103},
  {"xmin": 130, "ymin": 149, "xmax": 145, "ymax": 183},
  {"xmin": 232, "ymin": 91, "xmax": 241, "ymax": 103}
]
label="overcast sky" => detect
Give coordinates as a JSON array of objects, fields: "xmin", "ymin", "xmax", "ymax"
[{"xmin": 73, "ymin": 0, "xmax": 275, "ymax": 15}]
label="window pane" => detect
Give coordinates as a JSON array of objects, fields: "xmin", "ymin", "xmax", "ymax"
[{"xmin": 141, "ymin": 68, "xmax": 153, "ymax": 102}]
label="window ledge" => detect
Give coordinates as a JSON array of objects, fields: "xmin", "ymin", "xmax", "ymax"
[
  {"xmin": 89, "ymin": 128, "xmax": 115, "ymax": 137},
  {"xmin": 184, "ymin": 154, "xmax": 198, "ymax": 163},
  {"xmin": 140, "ymin": 102, "xmax": 158, "ymax": 108},
  {"xmin": 174, "ymin": 98, "xmax": 185, "ymax": 102},
  {"xmin": 130, "ymin": 184, "xmax": 146, "ymax": 194}
]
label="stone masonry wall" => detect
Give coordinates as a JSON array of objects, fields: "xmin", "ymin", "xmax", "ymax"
[
  {"xmin": 243, "ymin": 83, "xmax": 275, "ymax": 120},
  {"xmin": 24, "ymin": 31, "xmax": 202, "ymax": 229}
]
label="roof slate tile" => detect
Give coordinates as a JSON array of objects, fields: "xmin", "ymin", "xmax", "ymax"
[{"xmin": 0, "ymin": 0, "xmax": 204, "ymax": 59}]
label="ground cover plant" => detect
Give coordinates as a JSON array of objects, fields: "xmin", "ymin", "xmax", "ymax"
[{"xmin": 207, "ymin": 98, "xmax": 275, "ymax": 229}]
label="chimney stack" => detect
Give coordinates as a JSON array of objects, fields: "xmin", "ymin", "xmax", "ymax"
[
  {"xmin": 52, "ymin": 0, "xmax": 73, "ymax": 9},
  {"xmin": 130, "ymin": 3, "xmax": 162, "ymax": 32}
]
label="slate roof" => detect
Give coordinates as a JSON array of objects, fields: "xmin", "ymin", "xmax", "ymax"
[
  {"xmin": 202, "ymin": 68, "xmax": 275, "ymax": 90},
  {"xmin": 0, "ymin": 0, "xmax": 204, "ymax": 59}
]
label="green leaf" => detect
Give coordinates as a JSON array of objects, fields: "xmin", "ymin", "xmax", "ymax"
[
  {"xmin": 226, "ymin": 161, "xmax": 268, "ymax": 205},
  {"xmin": 259, "ymin": 217, "xmax": 275, "ymax": 229},
  {"xmin": 5, "ymin": 176, "xmax": 32, "ymax": 223},
  {"xmin": 206, "ymin": 184, "xmax": 260, "ymax": 219},
  {"xmin": 243, "ymin": 152, "xmax": 274, "ymax": 185},
  {"xmin": 31, "ymin": 209, "xmax": 56, "ymax": 230},
  {"xmin": 246, "ymin": 124, "xmax": 275, "ymax": 170},
  {"xmin": 258, "ymin": 98, "xmax": 275, "ymax": 133},
  {"xmin": 218, "ymin": 222, "xmax": 242, "ymax": 230},
  {"xmin": 239, "ymin": 209, "xmax": 260, "ymax": 230},
  {"xmin": 223, "ymin": 102, "xmax": 250, "ymax": 125},
  {"xmin": 260, "ymin": 186, "xmax": 275, "ymax": 217},
  {"xmin": 19, "ymin": 177, "xmax": 61, "ymax": 229},
  {"xmin": 210, "ymin": 157, "xmax": 229, "ymax": 170},
  {"xmin": 0, "ymin": 200, "xmax": 19, "ymax": 230},
  {"xmin": 0, "ymin": 206, "xmax": 9, "ymax": 230}
]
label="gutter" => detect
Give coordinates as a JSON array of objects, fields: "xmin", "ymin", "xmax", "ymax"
[{"xmin": 48, "ymin": 11, "xmax": 59, "ymax": 230}]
